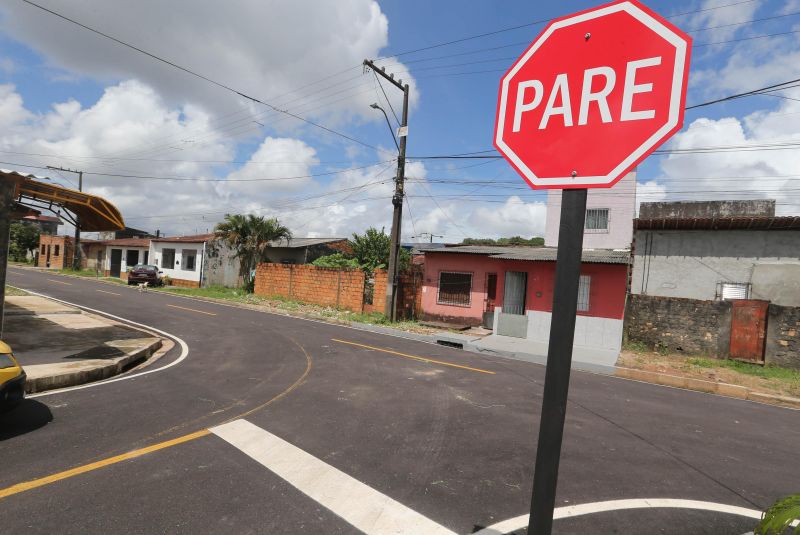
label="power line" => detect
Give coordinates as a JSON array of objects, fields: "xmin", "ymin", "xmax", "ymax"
[{"xmin": 19, "ymin": 0, "xmax": 385, "ymax": 153}]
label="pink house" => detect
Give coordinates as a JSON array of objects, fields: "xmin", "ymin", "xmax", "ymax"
[{"xmin": 419, "ymin": 246, "xmax": 630, "ymax": 353}]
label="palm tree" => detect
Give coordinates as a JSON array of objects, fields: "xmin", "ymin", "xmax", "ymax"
[
  {"xmin": 215, "ymin": 214, "xmax": 292, "ymax": 291},
  {"xmin": 756, "ymin": 494, "xmax": 800, "ymax": 535}
]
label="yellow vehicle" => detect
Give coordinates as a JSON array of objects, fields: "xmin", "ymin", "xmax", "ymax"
[{"xmin": 0, "ymin": 341, "xmax": 25, "ymax": 412}]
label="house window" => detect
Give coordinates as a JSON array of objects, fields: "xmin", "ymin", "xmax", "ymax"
[
  {"xmin": 162, "ymin": 248, "xmax": 176, "ymax": 269},
  {"xmin": 182, "ymin": 249, "xmax": 197, "ymax": 271},
  {"xmin": 437, "ymin": 272, "xmax": 472, "ymax": 306},
  {"xmin": 585, "ymin": 208, "xmax": 609, "ymax": 233},
  {"xmin": 144, "ymin": 251, "xmax": 149, "ymax": 264},
  {"xmin": 720, "ymin": 282, "xmax": 750, "ymax": 300},
  {"xmin": 54, "ymin": 245, "xmax": 60, "ymax": 256},
  {"xmin": 577, "ymin": 275, "xmax": 591, "ymax": 312}
]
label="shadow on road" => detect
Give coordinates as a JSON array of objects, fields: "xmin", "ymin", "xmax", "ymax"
[{"xmin": 0, "ymin": 399, "xmax": 53, "ymax": 440}]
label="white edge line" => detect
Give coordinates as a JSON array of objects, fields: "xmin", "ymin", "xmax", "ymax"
[
  {"xmin": 474, "ymin": 498, "xmax": 763, "ymax": 535},
  {"xmin": 210, "ymin": 419, "xmax": 456, "ymax": 535},
  {"xmin": 14, "ymin": 287, "xmax": 190, "ymax": 398}
]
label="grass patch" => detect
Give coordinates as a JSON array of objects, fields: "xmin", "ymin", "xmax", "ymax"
[
  {"xmin": 59, "ymin": 268, "xmax": 102, "ymax": 278},
  {"xmin": 623, "ymin": 340, "xmax": 651, "ymax": 353},
  {"xmin": 5, "ymin": 286, "xmax": 28, "ymax": 296}
]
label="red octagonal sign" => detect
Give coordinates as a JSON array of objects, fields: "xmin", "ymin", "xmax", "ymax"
[{"xmin": 494, "ymin": 0, "xmax": 691, "ymax": 189}]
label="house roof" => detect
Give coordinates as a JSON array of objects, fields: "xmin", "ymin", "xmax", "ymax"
[
  {"xmin": 635, "ymin": 216, "xmax": 800, "ymax": 231},
  {"xmin": 99, "ymin": 237, "xmax": 151, "ymax": 247},
  {"xmin": 490, "ymin": 248, "xmax": 630, "ymax": 264},
  {"xmin": 23, "ymin": 214, "xmax": 61, "ymax": 223},
  {"xmin": 417, "ymin": 245, "xmax": 515, "ymax": 255},
  {"xmin": 268, "ymin": 237, "xmax": 347, "ymax": 248},
  {"xmin": 151, "ymin": 233, "xmax": 215, "ymax": 243},
  {"xmin": 418, "ymin": 245, "xmax": 630, "ymax": 264}
]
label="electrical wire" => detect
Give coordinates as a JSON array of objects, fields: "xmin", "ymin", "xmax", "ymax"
[{"xmin": 19, "ymin": 0, "xmax": 387, "ymax": 154}]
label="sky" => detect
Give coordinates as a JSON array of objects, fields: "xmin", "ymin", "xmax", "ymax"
[{"xmin": 1, "ymin": 0, "xmax": 799, "ymax": 242}]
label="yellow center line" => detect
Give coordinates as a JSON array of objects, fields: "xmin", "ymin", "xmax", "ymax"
[
  {"xmin": 0, "ymin": 429, "xmax": 210, "ymax": 500},
  {"xmin": 332, "ymin": 339, "xmax": 496, "ymax": 375},
  {"xmin": 47, "ymin": 279, "xmax": 72, "ymax": 285},
  {"xmin": 96, "ymin": 289, "xmax": 121, "ymax": 296},
  {"xmin": 166, "ymin": 303, "xmax": 217, "ymax": 316}
]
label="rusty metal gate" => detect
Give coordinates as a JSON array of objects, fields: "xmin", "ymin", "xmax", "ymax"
[{"xmin": 729, "ymin": 300, "xmax": 769, "ymax": 363}]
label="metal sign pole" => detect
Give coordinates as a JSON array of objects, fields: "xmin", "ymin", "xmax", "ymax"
[{"xmin": 529, "ymin": 187, "xmax": 588, "ymax": 535}]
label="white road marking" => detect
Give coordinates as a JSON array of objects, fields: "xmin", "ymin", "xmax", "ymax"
[
  {"xmin": 210, "ymin": 419, "xmax": 456, "ymax": 535},
  {"xmin": 474, "ymin": 498, "xmax": 764, "ymax": 535},
  {"xmin": 15, "ymin": 288, "xmax": 190, "ymax": 398}
]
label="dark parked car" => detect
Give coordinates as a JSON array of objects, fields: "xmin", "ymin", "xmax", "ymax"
[{"xmin": 127, "ymin": 264, "xmax": 163, "ymax": 286}]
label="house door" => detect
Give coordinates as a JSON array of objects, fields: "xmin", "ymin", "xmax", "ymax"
[
  {"xmin": 483, "ymin": 273, "xmax": 498, "ymax": 328},
  {"xmin": 110, "ymin": 249, "xmax": 122, "ymax": 278},
  {"xmin": 45, "ymin": 245, "xmax": 51, "ymax": 268},
  {"xmin": 730, "ymin": 300, "xmax": 769, "ymax": 363},
  {"xmin": 503, "ymin": 271, "xmax": 527, "ymax": 315}
]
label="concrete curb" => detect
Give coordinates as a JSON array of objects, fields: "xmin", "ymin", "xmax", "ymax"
[
  {"xmin": 615, "ymin": 367, "xmax": 800, "ymax": 409},
  {"xmin": 24, "ymin": 338, "xmax": 163, "ymax": 394}
]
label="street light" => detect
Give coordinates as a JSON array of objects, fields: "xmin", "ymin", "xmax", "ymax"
[{"xmin": 370, "ymin": 103, "xmax": 400, "ymax": 152}]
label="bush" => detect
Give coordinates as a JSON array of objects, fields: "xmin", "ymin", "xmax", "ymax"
[{"xmin": 311, "ymin": 253, "xmax": 360, "ymax": 269}]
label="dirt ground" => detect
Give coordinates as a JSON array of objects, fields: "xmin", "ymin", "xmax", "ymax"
[{"xmin": 618, "ymin": 350, "xmax": 800, "ymax": 399}]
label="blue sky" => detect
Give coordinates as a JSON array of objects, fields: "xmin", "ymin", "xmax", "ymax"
[{"xmin": 1, "ymin": 0, "xmax": 799, "ymax": 240}]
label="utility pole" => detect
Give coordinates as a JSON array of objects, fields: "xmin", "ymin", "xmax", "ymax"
[
  {"xmin": 47, "ymin": 166, "xmax": 83, "ymax": 270},
  {"xmin": 363, "ymin": 59, "xmax": 409, "ymax": 322}
]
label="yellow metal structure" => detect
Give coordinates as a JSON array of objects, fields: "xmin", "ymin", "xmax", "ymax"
[{"xmin": 1, "ymin": 169, "xmax": 124, "ymax": 231}]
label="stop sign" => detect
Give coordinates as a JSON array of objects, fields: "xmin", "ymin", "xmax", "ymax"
[{"xmin": 494, "ymin": 0, "xmax": 691, "ymax": 189}]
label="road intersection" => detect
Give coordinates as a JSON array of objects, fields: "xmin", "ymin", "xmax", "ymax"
[{"xmin": 1, "ymin": 268, "xmax": 797, "ymax": 534}]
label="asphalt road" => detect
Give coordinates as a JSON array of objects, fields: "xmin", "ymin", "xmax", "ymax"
[{"xmin": 1, "ymin": 267, "xmax": 798, "ymax": 534}]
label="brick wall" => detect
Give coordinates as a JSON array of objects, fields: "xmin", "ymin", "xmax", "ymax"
[
  {"xmin": 624, "ymin": 294, "xmax": 732, "ymax": 356},
  {"xmin": 362, "ymin": 270, "xmax": 387, "ymax": 314},
  {"xmin": 766, "ymin": 304, "xmax": 800, "ymax": 369},
  {"xmin": 35, "ymin": 235, "xmax": 73, "ymax": 269},
  {"xmin": 254, "ymin": 263, "xmax": 368, "ymax": 312}
]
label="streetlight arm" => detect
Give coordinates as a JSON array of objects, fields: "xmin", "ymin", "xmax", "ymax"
[{"xmin": 370, "ymin": 103, "xmax": 399, "ymax": 152}]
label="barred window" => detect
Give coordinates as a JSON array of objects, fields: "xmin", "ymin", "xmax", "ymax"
[
  {"xmin": 720, "ymin": 282, "xmax": 750, "ymax": 300},
  {"xmin": 437, "ymin": 272, "xmax": 472, "ymax": 306},
  {"xmin": 585, "ymin": 208, "xmax": 609, "ymax": 232},
  {"xmin": 577, "ymin": 275, "xmax": 591, "ymax": 312}
]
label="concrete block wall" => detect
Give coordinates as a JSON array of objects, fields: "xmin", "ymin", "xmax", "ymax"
[
  {"xmin": 766, "ymin": 304, "xmax": 800, "ymax": 369},
  {"xmin": 625, "ymin": 294, "xmax": 732, "ymax": 356}
]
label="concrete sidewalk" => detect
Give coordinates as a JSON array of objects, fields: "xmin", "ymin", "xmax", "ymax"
[{"xmin": 3, "ymin": 296, "xmax": 165, "ymax": 393}]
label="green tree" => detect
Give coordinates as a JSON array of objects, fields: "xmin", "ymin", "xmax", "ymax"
[
  {"xmin": 349, "ymin": 227, "xmax": 410, "ymax": 273},
  {"xmin": 461, "ymin": 236, "xmax": 544, "ymax": 246},
  {"xmin": 311, "ymin": 253, "xmax": 360, "ymax": 270},
  {"xmin": 9, "ymin": 222, "xmax": 40, "ymax": 262},
  {"xmin": 214, "ymin": 214, "xmax": 292, "ymax": 291},
  {"xmin": 756, "ymin": 494, "xmax": 800, "ymax": 535}
]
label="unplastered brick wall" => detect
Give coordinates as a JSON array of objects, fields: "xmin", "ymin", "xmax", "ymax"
[
  {"xmin": 624, "ymin": 294, "xmax": 732, "ymax": 356},
  {"xmin": 766, "ymin": 304, "xmax": 800, "ymax": 369},
  {"xmin": 254, "ymin": 263, "xmax": 370, "ymax": 312}
]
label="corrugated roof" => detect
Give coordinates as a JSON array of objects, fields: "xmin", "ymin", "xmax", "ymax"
[
  {"xmin": 417, "ymin": 245, "xmax": 516, "ymax": 255},
  {"xmin": 490, "ymin": 248, "xmax": 630, "ymax": 264},
  {"xmin": 635, "ymin": 216, "xmax": 800, "ymax": 231},
  {"xmin": 268, "ymin": 237, "xmax": 347, "ymax": 248},
  {"xmin": 152, "ymin": 233, "xmax": 215, "ymax": 243}
]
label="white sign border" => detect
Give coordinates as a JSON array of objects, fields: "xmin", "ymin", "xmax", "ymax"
[{"xmin": 494, "ymin": 1, "xmax": 688, "ymax": 188}]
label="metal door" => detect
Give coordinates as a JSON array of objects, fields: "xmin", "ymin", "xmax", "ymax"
[
  {"xmin": 730, "ymin": 300, "xmax": 769, "ymax": 363},
  {"xmin": 109, "ymin": 249, "xmax": 122, "ymax": 278},
  {"xmin": 503, "ymin": 271, "xmax": 527, "ymax": 315}
]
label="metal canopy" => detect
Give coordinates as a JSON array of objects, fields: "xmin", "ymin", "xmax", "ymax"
[{"xmin": 2, "ymin": 170, "xmax": 124, "ymax": 231}]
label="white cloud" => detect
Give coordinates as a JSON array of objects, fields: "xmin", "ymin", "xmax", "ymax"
[
  {"xmin": 683, "ymin": 0, "xmax": 762, "ymax": 42},
  {"xmin": 647, "ymin": 100, "xmax": 800, "ymax": 214},
  {"xmin": 0, "ymin": 0, "xmax": 417, "ymax": 130}
]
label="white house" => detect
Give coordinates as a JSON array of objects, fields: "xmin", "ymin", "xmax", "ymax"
[
  {"xmin": 545, "ymin": 170, "xmax": 636, "ymax": 249},
  {"xmin": 149, "ymin": 234, "xmax": 212, "ymax": 287},
  {"xmin": 98, "ymin": 238, "xmax": 151, "ymax": 278}
]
